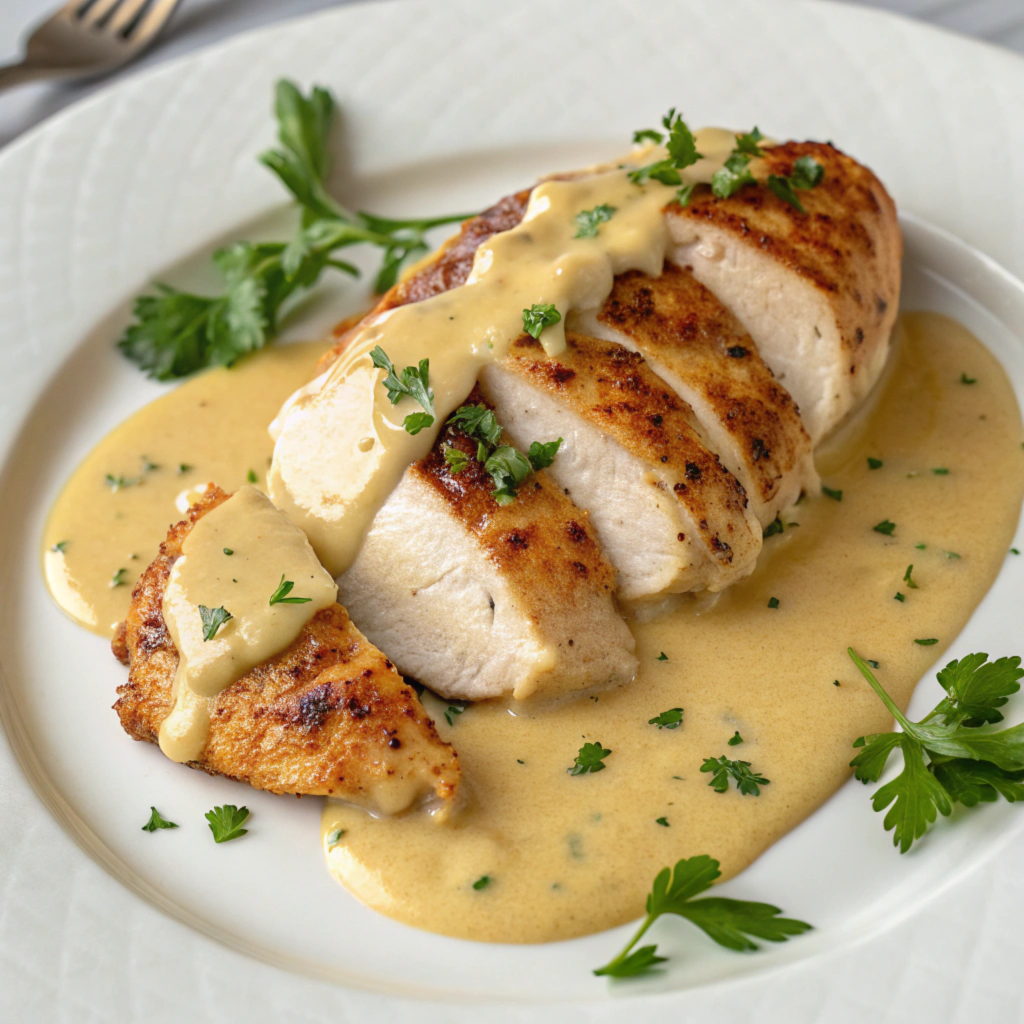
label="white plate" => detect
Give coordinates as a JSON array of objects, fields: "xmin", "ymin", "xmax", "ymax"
[{"xmin": 3, "ymin": 1, "xmax": 1024, "ymax": 1020}]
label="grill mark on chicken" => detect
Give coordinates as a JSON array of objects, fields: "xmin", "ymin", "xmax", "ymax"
[{"xmin": 113, "ymin": 487, "xmax": 460, "ymax": 806}]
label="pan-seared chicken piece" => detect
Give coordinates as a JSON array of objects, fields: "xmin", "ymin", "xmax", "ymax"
[
  {"xmin": 113, "ymin": 488, "xmax": 460, "ymax": 814},
  {"xmin": 666, "ymin": 141, "xmax": 901, "ymax": 442},
  {"xmin": 480, "ymin": 331, "xmax": 760, "ymax": 598},
  {"xmin": 338, "ymin": 388, "xmax": 638, "ymax": 701},
  {"xmin": 575, "ymin": 262, "xmax": 816, "ymax": 527}
]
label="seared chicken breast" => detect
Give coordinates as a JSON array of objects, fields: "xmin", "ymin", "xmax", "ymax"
[
  {"xmin": 339, "ymin": 388, "xmax": 638, "ymax": 701},
  {"xmin": 480, "ymin": 331, "xmax": 760, "ymax": 597},
  {"xmin": 113, "ymin": 488, "xmax": 460, "ymax": 813},
  {"xmin": 576, "ymin": 263, "xmax": 816, "ymax": 526},
  {"xmin": 666, "ymin": 141, "xmax": 901, "ymax": 442}
]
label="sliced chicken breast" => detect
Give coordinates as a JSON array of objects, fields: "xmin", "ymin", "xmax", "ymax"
[
  {"xmin": 339, "ymin": 388, "xmax": 638, "ymax": 702},
  {"xmin": 574, "ymin": 262, "xmax": 816, "ymax": 526},
  {"xmin": 480, "ymin": 331, "xmax": 760, "ymax": 599},
  {"xmin": 665, "ymin": 141, "xmax": 901, "ymax": 442},
  {"xmin": 113, "ymin": 488, "xmax": 460, "ymax": 814}
]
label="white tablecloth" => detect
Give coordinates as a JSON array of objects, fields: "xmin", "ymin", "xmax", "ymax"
[{"xmin": 0, "ymin": 0, "xmax": 1021, "ymax": 149}]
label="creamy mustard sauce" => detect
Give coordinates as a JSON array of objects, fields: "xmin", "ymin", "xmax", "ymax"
[
  {"xmin": 269, "ymin": 131, "xmax": 742, "ymax": 576},
  {"xmin": 42, "ymin": 341, "xmax": 328, "ymax": 636},
  {"xmin": 158, "ymin": 485, "xmax": 337, "ymax": 762},
  {"xmin": 320, "ymin": 313, "xmax": 1024, "ymax": 943}
]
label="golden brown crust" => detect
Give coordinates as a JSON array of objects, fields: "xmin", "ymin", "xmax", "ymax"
[
  {"xmin": 113, "ymin": 487, "xmax": 460, "ymax": 804},
  {"xmin": 413, "ymin": 385, "xmax": 618, "ymax": 599},
  {"xmin": 669, "ymin": 141, "xmax": 901, "ymax": 374},
  {"xmin": 499, "ymin": 332, "xmax": 749, "ymax": 565},
  {"xmin": 598, "ymin": 263, "xmax": 811, "ymax": 510}
]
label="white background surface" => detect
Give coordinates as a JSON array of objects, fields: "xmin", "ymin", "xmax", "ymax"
[
  {"xmin": 4, "ymin": 0, "xmax": 1024, "ymax": 1022},
  {"xmin": 2, "ymin": 0, "xmax": 1024, "ymax": 148}
]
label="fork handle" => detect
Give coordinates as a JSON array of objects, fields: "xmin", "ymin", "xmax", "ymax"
[{"xmin": 0, "ymin": 62, "xmax": 59, "ymax": 93}]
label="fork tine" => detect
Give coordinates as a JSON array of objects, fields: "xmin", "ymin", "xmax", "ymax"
[
  {"xmin": 130, "ymin": 0, "xmax": 182, "ymax": 42},
  {"xmin": 77, "ymin": 0, "xmax": 125, "ymax": 28},
  {"xmin": 106, "ymin": 0, "xmax": 152, "ymax": 36}
]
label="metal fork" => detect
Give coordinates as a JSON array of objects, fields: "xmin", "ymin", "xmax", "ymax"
[{"xmin": 0, "ymin": 0, "xmax": 182, "ymax": 92}]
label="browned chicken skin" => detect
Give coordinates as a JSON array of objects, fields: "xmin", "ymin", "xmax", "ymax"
[{"xmin": 113, "ymin": 487, "xmax": 460, "ymax": 811}]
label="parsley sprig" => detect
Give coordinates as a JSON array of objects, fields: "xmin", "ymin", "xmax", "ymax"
[
  {"xmin": 594, "ymin": 855, "xmax": 811, "ymax": 977},
  {"xmin": 628, "ymin": 108, "xmax": 702, "ymax": 186},
  {"xmin": 118, "ymin": 80, "xmax": 471, "ymax": 380},
  {"xmin": 569, "ymin": 741, "xmax": 611, "ymax": 775},
  {"xmin": 369, "ymin": 346, "xmax": 435, "ymax": 434},
  {"xmin": 701, "ymin": 755, "xmax": 769, "ymax": 796},
  {"xmin": 849, "ymin": 649, "xmax": 1024, "ymax": 853},
  {"xmin": 205, "ymin": 804, "xmax": 250, "ymax": 844},
  {"xmin": 141, "ymin": 807, "xmax": 178, "ymax": 832},
  {"xmin": 199, "ymin": 604, "xmax": 233, "ymax": 641},
  {"xmin": 445, "ymin": 404, "xmax": 561, "ymax": 505}
]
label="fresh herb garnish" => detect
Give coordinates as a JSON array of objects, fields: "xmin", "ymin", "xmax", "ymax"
[
  {"xmin": 628, "ymin": 108, "xmax": 702, "ymax": 185},
  {"xmin": 51, "ymin": 540, "xmax": 68, "ymax": 554},
  {"xmin": 205, "ymin": 804, "xmax": 250, "ymax": 844},
  {"xmin": 269, "ymin": 575, "xmax": 313, "ymax": 605},
  {"xmin": 118, "ymin": 80, "xmax": 470, "ymax": 380},
  {"xmin": 593, "ymin": 855, "xmax": 811, "ymax": 978},
  {"xmin": 895, "ymin": 592, "xmax": 906, "ymax": 602},
  {"xmin": 728, "ymin": 731, "xmax": 744, "ymax": 746},
  {"xmin": 734, "ymin": 127, "xmax": 765, "ymax": 156},
  {"xmin": 903, "ymin": 564, "xmax": 919, "ymax": 589},
  {"xmin": 326, "ymin": 827, "xmax": 346, "ymax": 848},
  {"xmin": 701, "ymin": 756, "xmax": 769, "ymax": 796},
  {"xmin": 247, "ymin": 469, "xmax": 258, "ymax": 484},
  {"xmin": 960, "ymin": 373, "xmax": 977, "ymax": 384},
  {"xmin": 446, "ymin": 404, "xmax": 559, "ymax": 504},
  {"xmin": 105, "ymin": 474, "xmax": 136, "ymax": 492},
  {"xmin": 849, "ymin": 649, "xmax": 1024, "ymax": 852},
  {"xmin": 574, "ymin": 203, "xmax": 617, "ymax": 239},
  {"xmin": 110, "ymin": 568, "xmax": 128, "ymax": 588},
  {"xmin": 932, "ymin": 467, "xmax": 950, "ymax": 475},
  {"xmin": 522, "ymin": 303, "xmax": 562, "ymax": 340},
  {"xmin": 767, "ymin": 596, "xmax": 780, "ymax": 609},
  {"xmin": 199, "ymin": 604, "xmax": 233, "ymax": 641},
  {"xmin": 178, "ymin": 463, "xmax": 192, "ymax": 474},
  {"xmin": 141, "ymin": 456, "xmax": 160, "ymax": 473},
  {"xmin": 649, "ymin": 708, "xmax": 684, "ymax": 730},
  {"xmin": 915, "ymin": 638, "xmax": 939, "ymax": 646},
  {"xmin": 223, "ymin": 548, "xmax": 234, "ymax": 556},
  {"xmin": 657, "ymin": 652, "xmax": 669, "ymax": 661},
  {"xmin": 873, "ymin": 519, "xmax": 896, "ymax": 536},
  {"xmin": 766, "ymin": 155, "xmax": 825, "ymax": 213},
  {"xmin": 444, "ymin": 703, "xmax": 466, "ymax": 726},
  {"xmin": 867, "ymin": 457, "xmax": 884, "ymax": 469},
  {"xmin": 656, "ymin": 817, "xmax": 670, "ymax": 827},
  {"xmin": 822, "ymin": 486, "xmax": 843, "ymax": 501},
  {"xmin": 711, "ymin": 152, "xmax": 756, "ymax": 199},
  {"xmin": 141, "ymin": 807, "xmax": 178, "ymax": 832},
  {"xmin": 569, "ymin": 741, "xmax": 612, "ymax": 775},
  {"xmin": 472, "ymin": 875, "xmax": 492, "ymax": 891},
  {"xmin": 763, "ymin": 516, "xmax": 784, "ymax": 538},
  {"xmin": 370, "ymin": 345, "xmax": 435, "ymax": 434}
]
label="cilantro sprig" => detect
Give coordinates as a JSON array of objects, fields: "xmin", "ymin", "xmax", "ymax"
[
  {"xmin": 369, "ymin": 346, "xmax": 435, "ymax": 434},
  {"xmin": 594, "ymin": 855, "xmax": 811, "ymax": 977},
  {"xmin": 118, "ymin": 80, "xmax": 471, "ymax": 380},
  {"xmin": 849, "ymin": 649, "xmax": 1024, "ymax": 853}
]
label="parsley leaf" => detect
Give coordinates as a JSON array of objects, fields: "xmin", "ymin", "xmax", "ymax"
[
  {"xmin": 447, "ymin": 405, "xmax": 504, "ymax": 446},
  {"xmin": 766, "ymin": 156, "xmax": 825, "ymax": 213},
  {"xmin": 109, "ymin": 568, "xmax": 128, "ymax": 588},
  {"xmin": 849, "ymin": 648, "xmax": 1024, "ymax": 852},
  {"xmin": 119, "ymin": 80, "xmax": 471, "ymax": 380},
  {"xmin": 657, "ymin": 652, "xmax": 669, "ymax": 661},
  {"xmin": 822, "ymin": 486, "xmax": 843, "ymax": 501},
  {"xmin": 734, "ymin": 127, "xmax": 765, "ymax": 156},
  {"xmin": 205, "ymin": 804, "xmax": 250, "ymax": 844},
  {"xmin": 199, "ymin": 604, "xmax": 233, "ymax": 641},
  {"xmin": 141, "ymin": 807, "xmax": 178, "ymax": 832},
  {"xmin": 269, "ymin": 575, "xmax": 313, "ymax": 605},
  {"xmin": 574, "ymin": 204, "xmax": 617, "ymax": 239},
  {"xmin": 711, "ymin": 152, "xmax": 756, "ymax": 199},
  {"xmin": 873, "ymin": 519, "xmax": 896, "ymax": 536},
  {"xmin": 763, "ymin": 516, "xmax": 784, "ymax": 538},
  {"xmin": 569, "ymin": 741, "xmax": 611, "ymax": 775},
  {"xmin": 701, "ymin": 756, "xmax": 770, "ymax": 796},
  {"xmin": 369, "ymin": 346, "xmax": 435, "ymax": 434},
  {"xmin": 522, "ymin": 303, "xmax": 561, "ymax": 340},
  {"xmin": 485, "ymin": 446, "xmax": 533, "ymax": 505},
  {"xmin": 628, "ymin": 109, "xmax": 702, "ymax": 186},
  {"xmin": 728, "ymin": 731, "xmax": 744, "ymax": 746},
  {"xmin": 472, "ymin": 875, "xmax": 491, "ymax": 890},
  {"xmin": 903, "ymin": 564, "xmax": 919, "ymax": 589},
  {"xmin": 444, "ymin": 447, "xmax": 471, "ymax": 474},
  {"xmin": 649, "ymin": 708, "xmax": 684, "ymax": 730},
  {"xmin": 594, "ymin": 855, "xmax": 811, "ymax": 977},
  {"xmin": 867, "ymin": 457, "xmax": 884, "ymax": 469},
  {"xmin": 633, "ymin": 128, "xmax": 664, "ymax": 145},
  {"xmin": 527, "ymin": 438, "xmax": 562, "ymax": 471},
  {"xmin": 444, "ymin": 703, "xmax": 466, "ymax": 726},
  {"xmin": 51, "ymin": 540, "xmax": 68, "ymax": 553}
]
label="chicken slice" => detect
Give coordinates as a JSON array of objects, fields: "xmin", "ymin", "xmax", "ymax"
[
  {"xmin": 665, "ymin": 141, "xmax": 901, "ymax": 442},
  {"xmin": 574, "ymin": 262, "xmax": 815, "ymax": 526},
  {"xmin": 479, "ymin": 331, "xmax": 760, "ymax": 598},
  {"xmin": 338, "ymin": 387, "xmax": 638, "ymax": 701},
  {"xmin": 113, "ymin": 487, "xmax": 460, "ymax": 814}
]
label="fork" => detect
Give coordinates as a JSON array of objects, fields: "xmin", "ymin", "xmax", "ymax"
[{"xmin": 0, "ymin": 0, "xmax": 182, "ymax": 92}]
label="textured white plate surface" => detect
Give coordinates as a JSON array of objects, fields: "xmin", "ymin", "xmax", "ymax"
[{"xmin": 3, "ymin": 1, "xmax": 1024, "ymax": 1020}]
